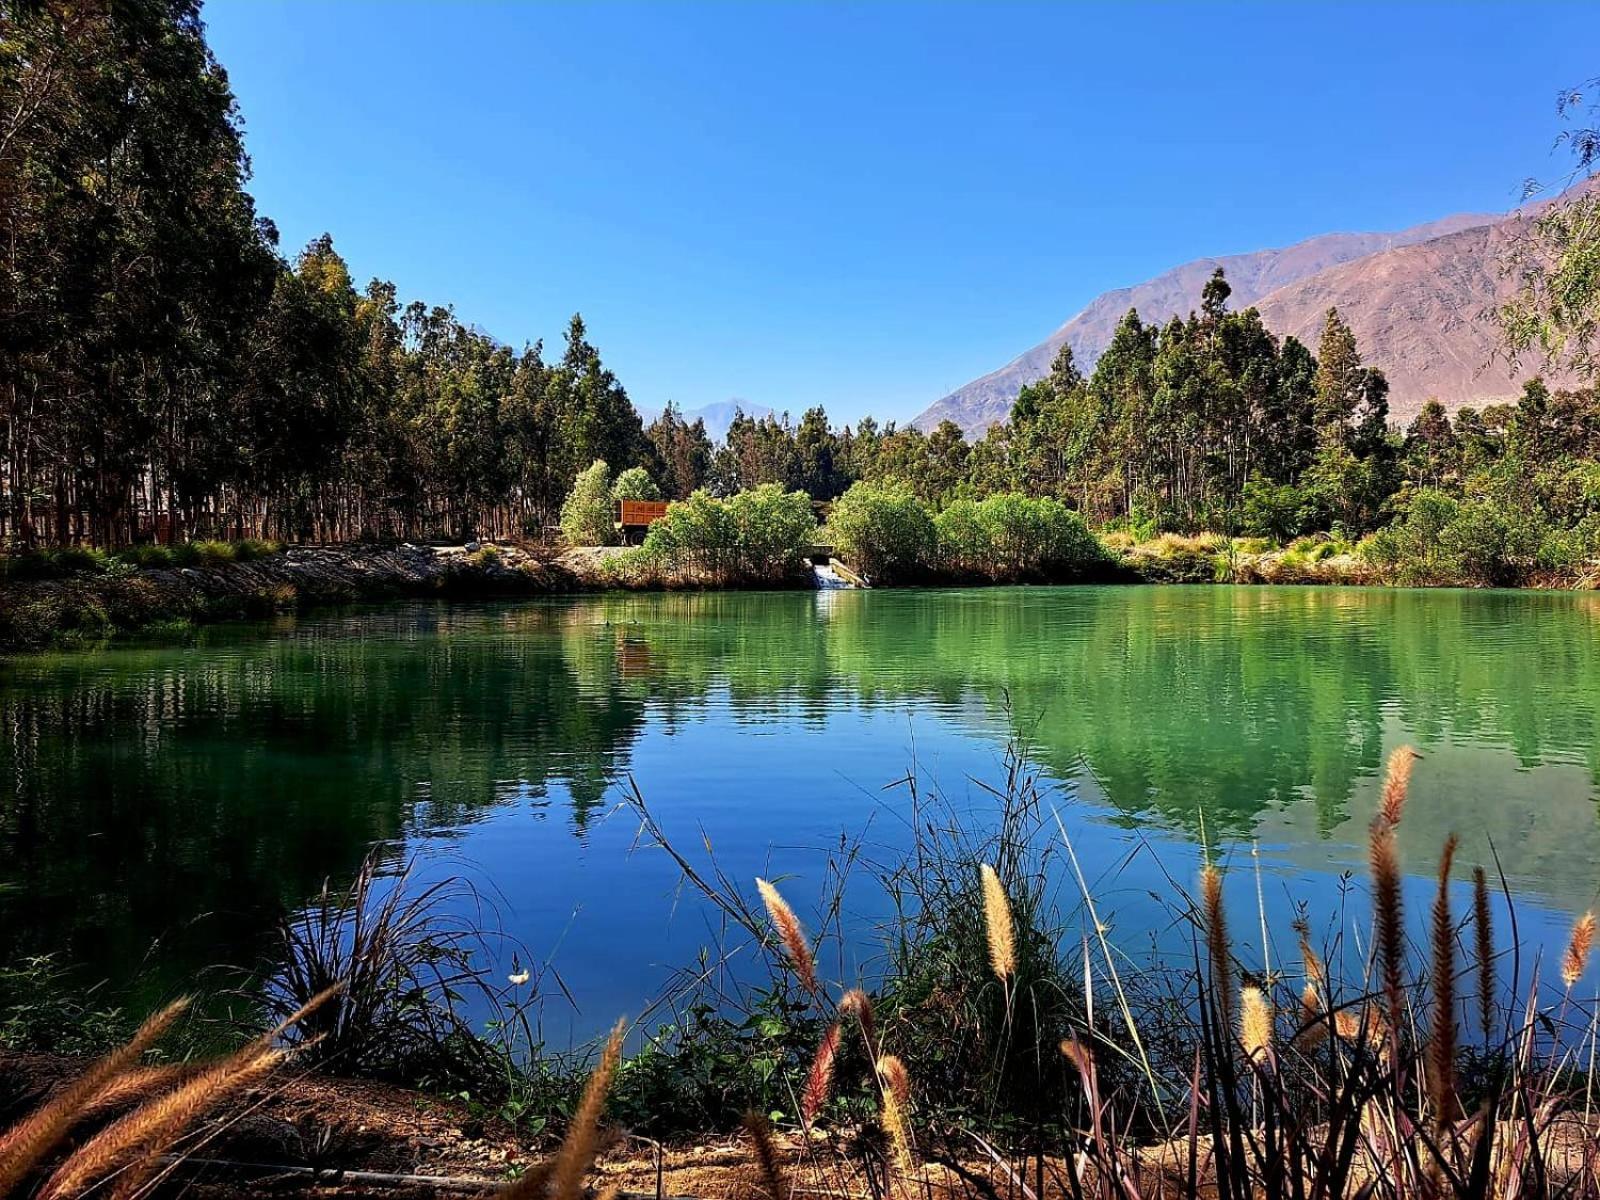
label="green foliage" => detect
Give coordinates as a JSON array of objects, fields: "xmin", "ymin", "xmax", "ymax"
[
  {"xmin": 0, "ymin": 957, "xmax": 134, "ymax": 1057},
  {"xmin": 936, "ymin": 494, "xmax": 1105, "ymax": 581},
  {"xmin": 560, "ymin": 460, "xmax": 617, "ymax": 547},
  {"xmin": 1362, "ymin": 488, "xmax": 1547, "ymax": 587},
  {"xmin": 826, "ymin": 480, "xmax": 937, "ymax": 584},
  {"xmin": 610, "ymin": 466, "xmax": 661, "ymax": 502},
  {"xmin": 1240, "ymin": 479, "xmax": 1319, "ymax": 542},
  {"xmin": 609, "ymin": 991, "xmax": 822, "ymax": 1135},
  {"xmin": 625, "ymin": 485, "xmax": 815, "ymax": 584}
]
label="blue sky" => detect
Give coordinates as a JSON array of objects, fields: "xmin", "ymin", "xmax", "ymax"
[{"xmin": 206, "ymin": 2, "xmax": 1591, "ymax": 425}]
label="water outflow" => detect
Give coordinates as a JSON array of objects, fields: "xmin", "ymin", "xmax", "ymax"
[{"xmin": 811, "ymin": 561, "xmax": 853, "ymax": 589}]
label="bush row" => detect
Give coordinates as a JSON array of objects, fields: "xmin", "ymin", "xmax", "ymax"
[
  {"xmin": 826, "ymin": 482, "xmax": 1109, "ymax": 585},
  {"xmin": 613, "ymin": 484, "xmax": 817, "ymax": 586},
  {"xmin": 1361, "ymin": 487, "xmax": 1600, "ymax": 588}
]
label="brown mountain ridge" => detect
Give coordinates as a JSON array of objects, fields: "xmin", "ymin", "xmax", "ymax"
[{"xmin": 914, "ymin": 193, "xmax": 1586, "ymax": 436}]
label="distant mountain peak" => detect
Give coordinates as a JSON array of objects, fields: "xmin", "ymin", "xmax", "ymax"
[{"xmin": 636, "ymin": 399, "xmax": 776, "ymax": 443}]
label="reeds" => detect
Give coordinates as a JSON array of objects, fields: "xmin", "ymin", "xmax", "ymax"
[
  {"xmin": 980, "ymin": 862, "xmax": 1017, "ymax": 982},
  {"xmin": 802, "ymin": 1021, "xmax": 841, "ymax": 1126},
  {"xmin": 534, "ymin": 1018, "xmax": 625, "ymax": 1200},
  {"xmin": 0, "ymin": 997, "xmax": 189, "ymax": 1197},
  {"xmin": 743, "ymin": 1109, "xmax": 787, "ymax": 1200},
  {"xmin": 1239, "ymin": 985, "xmax": 1273, "ymax": 1062},
  {"xmin": 1201, "ymin": 863, "xmax": 1233, "ymax": 1034},
  {"xmin": 1473, "ymin": 865, "xmax": 1495, "ymax": 1042},
  {"xmin": 1368, "ymin": 748, "xmax": 1415, "ymax": 1037},
  {"xmin": 1428, "ymin": 833, "xmax": 1459, "ymax": 1125},
  {"xmin": 38, "ymin": 1048, "xmax": 285, "ymax": 1200}
]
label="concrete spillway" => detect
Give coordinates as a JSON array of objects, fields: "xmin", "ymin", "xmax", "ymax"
[{"xmin": 811, "ymin": 561, "xmax": 853, "ymax": 589}]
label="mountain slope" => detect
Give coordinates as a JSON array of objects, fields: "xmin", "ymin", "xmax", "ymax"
[
  {"xmin": 913, "ymin": 210, "xmax": 1507, "ymax": 436},
  {"xmin": 1251, "ymin": 215, "xmax": 1580, "ymax": 420}
]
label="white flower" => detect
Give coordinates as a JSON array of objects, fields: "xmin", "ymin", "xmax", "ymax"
[{"xmin": 508, "ymin": 969, "xmax": 531, "ymax": 986}]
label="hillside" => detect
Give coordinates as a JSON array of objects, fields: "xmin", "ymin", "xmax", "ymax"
[{"xmin": 913, "ymin": 200, "xmax": 1573, "ymax": 435}]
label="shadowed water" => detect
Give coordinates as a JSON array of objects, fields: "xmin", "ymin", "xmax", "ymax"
[{"xmin": 2, "ymin": 585, "xmax": 1598, "ymax": 1035}]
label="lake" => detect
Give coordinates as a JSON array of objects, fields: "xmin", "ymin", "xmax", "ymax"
[{"xmin": 2, "ymin": 585, "xmax": 1598, "ymax": 1039}]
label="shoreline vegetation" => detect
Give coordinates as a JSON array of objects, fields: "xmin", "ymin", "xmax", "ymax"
[
  {"xmin": 3, "ymin": 744, "xmax": 1600, "ymax": 1197},
  {"xmin": 1, "ymin": 511, "xmax": 1591, "ymax": 652}
]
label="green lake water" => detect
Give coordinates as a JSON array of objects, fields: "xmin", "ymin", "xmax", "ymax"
[{"xmin": 2, "ymin": 585, "xmax": 1598, "ymax": 1035}]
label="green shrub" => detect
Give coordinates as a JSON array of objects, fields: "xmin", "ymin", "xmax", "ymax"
[
  {"xmin": 976, "ymin": 493, "xmax": 1103, "ymax": 580},
  {"xmin": 933, "ymin": 498, "xmax": 989, "ymax": 576},
  {"xmin": 1241, "ymin": 479, "xmax": 1320, "ymax": 542},
  {"xmin": 560, "ymin": 460, "xmax": 616, "ymax": 547},
  {"xmin": 628, "ymin": 485, "xmax": 814, "ymax": 584},
  {"xmin": 610, "ymin": 466, "xmax": 661, "ymax": 502},
  {"xmin": 827, "ymin": 480, "xmax": 936, "ymax": 584},
  {"xmin": 1362, "ymin": 488, "xmax": 1550, "ymax": 587},
  {"xmin": 116, "ymin": 544, "xmax": 176, "ymax": 569}
]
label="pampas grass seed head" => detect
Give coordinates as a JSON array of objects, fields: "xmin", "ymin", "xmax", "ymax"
[
  {"xmin": 756, "ymin": 878, "xmax": 819, "ymax": 995},
  {"xmin": 1380, "ymin": 745, "xmax": 1418, "ymax": 827},
  {"xmin": 802, "ymin": 1022, "xmax": 840, "ymax": 1126},
  {"xmin": 874, "ymin": 1055, "xmax": 914, "ymax": 1173},
  {"xmin": 1240, "ymin": 985, "xmax": 1273, "ymax": 1061},
  {"xmin": 1563, "ymin": 911, "xmax": 1596, "ymax": 990},
  {"xmin": 979, "ymin": 863, "xmax": 1017, "ymax": 981}
]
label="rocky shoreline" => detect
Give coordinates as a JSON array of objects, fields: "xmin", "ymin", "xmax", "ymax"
[{"xmin": 0, "ymin": 543, "xmax": 589, "ymax": 651}]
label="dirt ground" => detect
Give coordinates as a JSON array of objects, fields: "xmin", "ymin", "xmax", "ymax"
[{"xmin": 0, "ymin": 1051, "xmax": 860, "ymax": 1198}]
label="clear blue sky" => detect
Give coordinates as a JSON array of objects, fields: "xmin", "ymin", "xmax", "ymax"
[{"xmin": 205, "ymin": 2, "xmax": 1591, "ymax": 425}]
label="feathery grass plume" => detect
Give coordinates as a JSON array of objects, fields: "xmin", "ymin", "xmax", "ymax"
[
  {"xmin": 0, "ymin": 995, "xmax": 189, "ymax": 1198},
  {"xmin": 1293, "ymin": 916, "xmax": 1326, "ymax": 992},
  {"xmin": 1201, "ymin": 863, "xmax": 1234, "ymax": 1034},
  {"xmin": 79, "ymin": 1065, "xmax": 192, "ymax": 1120},
  {"xmin": 1472, "ymin": 866, "xmax": 1495, "ymax": 1042},
  {"xmin": 1563, "ymin": 911, "xmax": 1597, "ymax": 990},
  {"xmin": 39, "ymin": 1047, "xmax": 283, "ymax": 1200},
  {"xmin": 508, "ymin": 1018, "xmax": 626, "ymax": 1200},
  {"xmin": 979, "ymin": 862, "xmax": 1017, "ymax": 982},
  {"xmin": 1334, "ymin": 1006, "xmax": 1387, "ymax": 1048},
  {"xmin": 1059, "ymin": 1037, "xmax": 1094, "ymax": 1078},
  {"xmin": 839, "ymin": 987, "xmax": 876, "ymax": 1050},
  {"xmin": 1240, "ymin": 985, "xmax": 1273, "ymax": 1062},
  {"xmin": 1428, "ymin": 835, "xmax": 1460, "ymax": 1125},
  {"xmin": 743, "ymin": 1110, "xmax": 786, "ymax": 1200},
  {"xmin": 1368, "ymin": 810, "xmax": 1405, "ymax": 1035},
  {"xmin": 802, "ymin": 1021, "xmax": 841, "ymax": 1126},
  {"xmin": 103, "ymin": 1053, "xmax": 286, "ymax": 1200},
  {"xmin": 875, "ymin": 1054, "xmax": 914, "ymax": 1174},
  {"xmin": 1380, "ymin": 745, "xmax": 1418, "ymax": 827},
  {"xmin": 1297, "ymin": 984, "xmax": 1327, "ymax": 1049},
  {"xmin": 756, "ymin": 878, "xmax": 819, "ymax": 995}
]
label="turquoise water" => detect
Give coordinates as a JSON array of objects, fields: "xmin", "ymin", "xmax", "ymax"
[{"xmin": 2, "ymin": 586, "xmax": 1598, "ymax": 1035}]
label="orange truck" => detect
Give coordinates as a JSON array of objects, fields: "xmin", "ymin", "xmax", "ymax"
[{"xmin": 617, "ymin": 499, "xmax": 669, "ymax": 542}]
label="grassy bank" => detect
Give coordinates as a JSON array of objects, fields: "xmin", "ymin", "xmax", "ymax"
[{"xmin": 4, "ymin": 745, "xmax": 1599, "ymax": 1197}]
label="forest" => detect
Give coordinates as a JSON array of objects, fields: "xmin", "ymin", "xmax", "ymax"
[{"xmin": 4, "ymin": 0, "xmax": 1599, "ymax": 592}]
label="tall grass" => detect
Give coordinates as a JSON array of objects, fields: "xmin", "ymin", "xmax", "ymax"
[{"xmin": 0, "ymin": 988, "xmax": 339, "ymax": 1199}]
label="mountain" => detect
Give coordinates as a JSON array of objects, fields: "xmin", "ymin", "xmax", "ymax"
[
  {"xmin": 636, "ymin": 400, "xmax": 776, "ymax": 443},
  {"xmin": 1251, "ymin": 214, "xmax": 1582, "ymax": 418},
  {"xmin": 913, "ymin": 198, "xmax": 1578, "ymax": 435}
]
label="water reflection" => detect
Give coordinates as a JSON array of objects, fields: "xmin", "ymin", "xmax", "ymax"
[{"xmin": 1, "ymin": 585, "xmax": 1597, "ymax": 1003}]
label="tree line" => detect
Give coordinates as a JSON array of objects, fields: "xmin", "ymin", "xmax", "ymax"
[
  {"xmin": 5, "ymin": 2, "xmax": 1598, "ymax": 567},
  {"xmin": 2, "ymin": 0, "xmax": 664, "ymax": 547}
]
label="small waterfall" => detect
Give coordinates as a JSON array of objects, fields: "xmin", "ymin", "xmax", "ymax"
[{"xmin": 811, "ymin": 561, "xmax": 852, "ymax": 589}]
